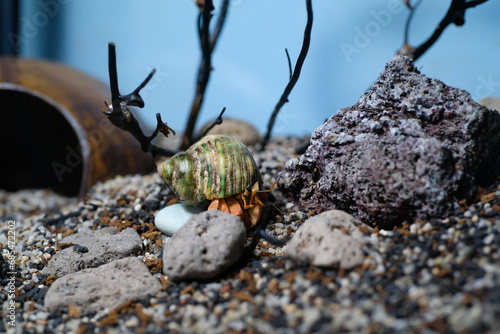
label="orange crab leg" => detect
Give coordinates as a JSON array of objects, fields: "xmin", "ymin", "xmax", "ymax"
[
  {"xmin": 208, "ymin": 181, "xmax": 278, "ymax": 230},
  {"xmin": 208, "ymin": 197, "xmax": 244, "ymax": 219}
]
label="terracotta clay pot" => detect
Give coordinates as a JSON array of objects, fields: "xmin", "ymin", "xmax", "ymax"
[{"xmin": 0, "ymin": 57, "xmax": 154, "ymax": 197}]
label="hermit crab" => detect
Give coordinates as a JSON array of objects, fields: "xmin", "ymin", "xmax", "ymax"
[{"xmin": 157, "ymin": 134, "xmax": 273, "ymax": 229}]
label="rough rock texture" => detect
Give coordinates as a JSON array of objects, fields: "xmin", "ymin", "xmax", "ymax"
[
  {"xmin": 42, "ymin": 227, "xmax": 143, "ymax": 277},
  {"xmin": 44, "ymin": 257, "xmax": 162, "ymax": 313},
  {"xmin": 283, "ymin": 210, "xmax": 368, "ymax": 269},
  {"xmin": 163, "ymin": 210, "xmax": 246, "ymax": 281},
  {"xmin": 278, "ymin": 55, "xmax": 500, "ymax": 228}
]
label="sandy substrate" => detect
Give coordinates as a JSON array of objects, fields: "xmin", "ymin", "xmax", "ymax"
[{"xmin": 1, "ymin": 136, "xmax": 500, "ymax": 333}]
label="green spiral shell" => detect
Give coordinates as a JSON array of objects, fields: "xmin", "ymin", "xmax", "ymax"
[{"xmin": 157, "ymin": 134, "xmax": 261, "ymax": 205}]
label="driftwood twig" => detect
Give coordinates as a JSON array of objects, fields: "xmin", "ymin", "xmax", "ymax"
[
  {"xmin": 104, "ymin": 42, "xmax": 177, "ymax": 158},
  {"xmin": 261, "ymin": 0, "xmax": 313, "ymax": 151},
  {"xmin": 183, "ymin": 0, "xmax": 230, "ymax": 149},
  {"xmin": 397, "ymin": 0, "xmax": 489, "ymax": 61}
]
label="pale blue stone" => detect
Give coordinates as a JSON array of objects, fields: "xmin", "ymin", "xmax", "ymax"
[{"xmin": 155, "ymin": 204, "xmax": 204, "ymax": 236}]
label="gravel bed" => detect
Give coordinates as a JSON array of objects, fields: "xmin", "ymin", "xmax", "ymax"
[{"xmin": 1, "ymin": 136, "xmax": 500, "ymax": 333}]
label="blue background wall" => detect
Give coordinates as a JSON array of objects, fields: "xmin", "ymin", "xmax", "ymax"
[{"xmin": 18, "ymin": 0, "xmax": 500, "ymax": 137}]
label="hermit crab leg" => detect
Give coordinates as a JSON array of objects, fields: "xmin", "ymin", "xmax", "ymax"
[{"xmin": 243, "ymin": 204, "xmax": 288, "ymax": 258}]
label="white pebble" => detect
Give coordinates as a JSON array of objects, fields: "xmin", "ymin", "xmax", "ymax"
[
  {"xmin": 125, "ymin": 316, "xmax": 139, "ymax": 327},
  {"xmin": 483, "ymin": 233, "xmax": 495, "ymax": 245},
  {"xmin": 422, "ymin": 222, "xmax": 432, "ymax": 232},
  {"xmin": 155, "ymin": 203, "xmax": 204, "ymax": 236}
]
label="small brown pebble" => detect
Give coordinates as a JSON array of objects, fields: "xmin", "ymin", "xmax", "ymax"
[
  {"xmin": 492, "ymin": 203, "xmax": 500, "ymax": 212},
  {"xmin": 68, "ymin": 304, "xmax": 81, "ymax": 318},
  {"xmin": 45, "ymin": 274, "xmax": 58, "ymax": 286},
  {"xmin": 63, "ymin": 230, "xmax": 75, "ymax": 237},
  {"xmin": 100, "ymin": 216, "xmax": 111, "ymax": 224},
  {"xmin": 99, "ymin": 300, "xmax": 133, "ymax": 326},
  {"xmin": 433, "ymin": 267, "xmax": 451, "ymax": 278},
  {"xmin": 274, "ymin": 260, "xmax": 284, "ymax": 268},
  {"xmin": 75, "ymin": 325, "xmax": 88, "ymax": 334},
  {"xmin": 458, "ymin": 199, "xmax": 468, "ymax": 210},
  {"xmin": 117, "ymin": 219, "xmax": 134, "ymax": 232},
  {"xmin": 306, "ymin": 271, "xmax": 334, "ymax": 284},
  {"xmin": 358, "ymin": 225, "xmax": 372, "ymax": 235},
  {"xmin": 135, "ymin": 304, "xmax": 152, "ymax": 326},
  {"xmin": 427, "ymin": 318, "xmax": 448, "ymax": 333},
  {"xmin": 220, "ymin": 285, "xmax": 231, "ymax": 294},
  {"xmin": 116, "ymin": 198, "xmax": 126, "ymax": 206},
  {"xmin": 480, "ymin": 192, "xmax": 496, "ymax": 204},
  {"xmin": 142, "ymin": 230, "xmax": 162, "ymax": 240},
  {"xmin": 285, "ymin": 272, "xmax": 296, "ymax": 284},
  {"xmin": 238, "ymin": 269, "xmax": 258, "ymax": 293},
  {"xmin": 167, "ymin": 197, "xmax": 179, "ymax": 206},
  {"xmin": 232, "ymin": 290, "xmax": 257, "ymax": 308},
  {"xmin": 180, "ymin": 285, "xmax": 195, "ymax": 295},
  {"xmin": 463, "ymin": 293, "xmax": 473, "ymax": 307},
  {"xmin": 146, "ymin": 259, "xmax": 163, "ymax": 274},
  {"xmin": 268, "ymin": 278, "xmax": 279, "ymax": 294}
]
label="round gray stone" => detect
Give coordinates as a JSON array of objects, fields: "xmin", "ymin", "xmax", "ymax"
[
  {"xmin": 283, "ymin": 210, "xmax": 368, "ymax": 270},
  {"xmin": 44, "ymin": 257, "xmax": 161, "ymax": 313},
  {"xmin": 163, "ymin": 210, "xmax": 246, "ymax": 281}
]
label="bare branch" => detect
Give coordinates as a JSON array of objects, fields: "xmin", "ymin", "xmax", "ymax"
[
  {"xmin": 465, "ymin": 0, "xmax": 489, "ymax": 8},
  {"xmin": 104, "ymin": 42, "xmax": 178, "ymax": 158},
  {"xmin": 397, "ymin": 0, "xmax": 490, "ymax": 61},
  {"xmin": 211, "ymin": 0, "xmax": 229, "ymax": 50},
  {"xmin": 196, "ymin": 107, "xmax": 226, "ymax": 141},
  {"xmin": 285, "ymin": 48, "xmax": 293, "ymax": 81},
  {"xmin": 403, "ymin": 0, "xmax": 423, "ymax": 46},
  {"xmin": 261, "ymin": 0, "xmax": 313, "ymax": 150},
  {"xmin": 183, "ymin": 0, "xmax": 230, "ymax": 149}
]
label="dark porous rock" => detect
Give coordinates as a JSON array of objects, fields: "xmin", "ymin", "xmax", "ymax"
[{"xmin": 278, "ymin": 55, "xmax": 500, "ymax": 229}]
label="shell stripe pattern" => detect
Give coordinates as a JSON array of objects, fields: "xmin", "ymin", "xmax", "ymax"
[{"xmin": 162, "ymin": 135, "xmax": 261, "ymax": 205}]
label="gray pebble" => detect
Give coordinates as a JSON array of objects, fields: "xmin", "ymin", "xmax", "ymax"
[
  {"xmin": 44, "ymin": 257, "xmax": 161, "ymax": 313},
  {"xmin": 283, "ymin": 210, "xmax": 368, "ymax": 269},
  {"xmin": 42, "ymin": 227, "xmax": 143, "ymax": 277},
  {"xmin": 163, "ymin": 210, "xmax": 246, "ymax": 280}
]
